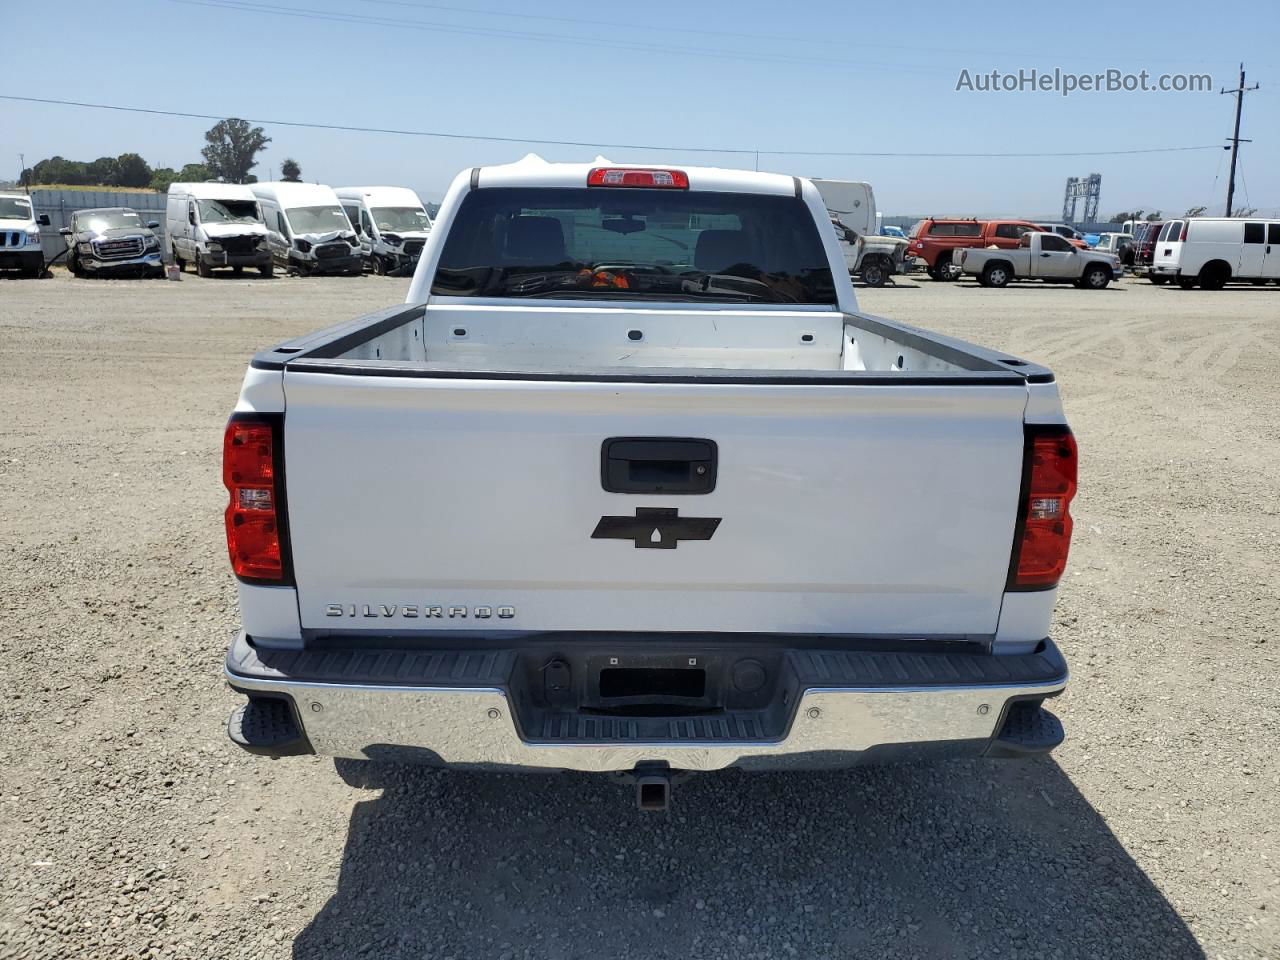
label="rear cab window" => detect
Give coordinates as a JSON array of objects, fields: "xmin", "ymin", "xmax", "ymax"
[
  {"xmin": 993, "ymin": 222, "xmax": 1035, "ymax": 240},
  {"xmin": 926, "ymin": 221, "xmax": 983, "ymax": 238},
  {"xmin": 431, "ymin": 188, "xmax": 837, "ymax": 304}
]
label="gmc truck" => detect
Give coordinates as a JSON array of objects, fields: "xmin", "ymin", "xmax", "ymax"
[
  {"xmin": 958, "ymin": 231, "xmax": 1122, "ymax": 288},
  {"xmin": 222, "ymin": 157, "xmax": 1076, "ymax": 810}
]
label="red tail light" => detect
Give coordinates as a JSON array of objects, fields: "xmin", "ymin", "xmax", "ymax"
[
  {"xmin": 587, "ymin": 167, "xmax": 689, "ymax": 189},
  {"xmin": 223, "ymin": 417, "xmax": 291, "ymax": 583},
  {"xmin": 1008, "ymin": 427, "xmax": 1077, "ymax": 590}
]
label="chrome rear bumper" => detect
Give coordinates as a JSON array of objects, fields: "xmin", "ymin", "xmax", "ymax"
[{"xmin": 225, "ymin": 634, "xmax": 1067, "ymax": 772}]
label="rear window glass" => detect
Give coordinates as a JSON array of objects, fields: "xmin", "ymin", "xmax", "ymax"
[
  {"xmin": 432, "ymin": 188, "xmax": 836, "ymax": 304},
  {"xmin": 926, "ymin": 222, "xmax": 982, "ymax": 237},
  {"xmin": 994, "ymin": 222, "xmax": 1033, "ymax": 239}
]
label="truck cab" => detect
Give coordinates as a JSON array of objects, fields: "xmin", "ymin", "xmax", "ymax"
[
  {"xmin": 1035, "ymin": 222, "xmax": 1090, "ymax": 249},
  {"xmin": 0, "ymin": 192, "xmax": 50, "ymax": 278},
  {"xmin": 335, "ymin": 186, "xmax": 432, "ymax": 276}
]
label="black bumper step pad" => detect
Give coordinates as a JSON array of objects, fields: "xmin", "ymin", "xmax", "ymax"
[
  {"xmin": 985, "ymin": 701, "xmax": 1065, "ymax": 758},
  {"xmin": 227, "ymin": 697, "xmax": 312, "ymax": 757}
]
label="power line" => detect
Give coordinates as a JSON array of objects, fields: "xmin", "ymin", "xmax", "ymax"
[
  {"xmin": 0, "ymin": 93, "xmax": 1231, "ymax": 159},
  {"xmin": 356, "ymin": 0, "xmax": 1241, "ymax": 65},
  {"xmin": 161, "ymin": 0, "xmax": 929, "ymax": 72},
  {"xmin": 168, "ymin": 0, "xmax": 1246, "ymax": 73},
  {"xmin": 358, "ymin": 0, "xmax": 863, "ymax": 49}
]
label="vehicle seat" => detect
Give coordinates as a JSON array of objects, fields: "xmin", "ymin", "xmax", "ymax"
[
  {"xmin": 694, "ymin": 229, "xmax": 758, "ymax": 273},
  {"xmin": 504, "ymin": 216, "xmax": 567, "ymax": 265}
]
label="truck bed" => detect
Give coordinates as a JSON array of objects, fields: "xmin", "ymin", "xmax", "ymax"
[
  {"xmin": 237, "ymin": 301, "xmax": 1056, "ymax": 640},
  {"xmin": 249, "ymin": 302, "xmax": 1053, "ymax": 384}
]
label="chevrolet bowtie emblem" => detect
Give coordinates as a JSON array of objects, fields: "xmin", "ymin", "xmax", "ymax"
[{"xmin": 592, "ymin": 507, "xmax": 721, "ymax": 550}]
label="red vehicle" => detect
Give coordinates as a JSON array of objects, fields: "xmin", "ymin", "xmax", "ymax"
[
  {"xmin": 1132, "ymin": 220, "xmax": 1165, "ymax": 278},
  {"xmin": 908, "ymin": 218, "xmax": 1043, "ymax": 281}
]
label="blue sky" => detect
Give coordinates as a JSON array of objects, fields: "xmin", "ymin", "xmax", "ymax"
[{"xmin": 2, "ymin": 0, "xmax": 1277, "ymax": 218}]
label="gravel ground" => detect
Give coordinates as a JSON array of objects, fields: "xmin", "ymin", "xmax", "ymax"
[{"xmin": 1, "ymin": 268, "xmax": 1276, "ymax": 960}]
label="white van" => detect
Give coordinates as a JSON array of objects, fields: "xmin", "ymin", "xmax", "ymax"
[
  {"xmin": 1151, "ymin": 217, "xmax": 1280, "ymax": 289},
  {"xmin": 0, "ymin": 191, "xmax": 51, "ymax": 278},
  {"xmin": 249, "ymin": 182, "xmax": 362, "ymax": 276},
  {"xmin": 166, "ymin": 183, "xmax": 272, "ymax": 277},
  {"xmin": 334, "ymin": 186, "xmax": 432, "ymax": 275}
]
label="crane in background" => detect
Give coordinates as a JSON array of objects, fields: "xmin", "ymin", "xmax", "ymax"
[{"xmin": 1062, "ymin": 173, "xmax": 1102, "ymax": 227}]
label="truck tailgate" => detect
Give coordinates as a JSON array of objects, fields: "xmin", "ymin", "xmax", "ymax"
[{"xmin": 281, "ymin": 371, "xmax": 1028, "ymax": 637}]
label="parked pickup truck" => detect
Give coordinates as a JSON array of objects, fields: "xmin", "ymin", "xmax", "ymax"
[
  {"xmin": 813, "ymin": 179, "xmax": 908, "ymax": 287},
  {"xmin": 222, "ymin": 157, "xmax": 1076, "ymax": 810},
  {"xmin": 0, "ymin": 191, "xmax": 51, "ymax": 278},
  {"xmin": 908, "ymin": 217, "xmax": 1043, "ymax": 281},
  {"xmin": 958, "ymin": 231, "xmax": 1122, "ymax": 288},
  {"xmin": 61, "ymin": 207, "xmax": 164, "ymax": 279}
]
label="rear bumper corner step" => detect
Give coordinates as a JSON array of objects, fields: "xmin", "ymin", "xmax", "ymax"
[
  {"xmin": 227, "ymin": 697, "xmax": 313, "ymax": 758},
  {"xmin": 985, "ymin": 701, "xmax": 1064, "ymax": 759}
]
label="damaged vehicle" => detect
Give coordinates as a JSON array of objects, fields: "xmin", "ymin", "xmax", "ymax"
[
  {"xmin": 61, "ymin": 207, "xmax": 164, "ymax": 278},
  {"xmin": 166, "ymin": 183, "xmax": 272, "ymax": 277},
  {"xmin": 250, "ymin": 182, "xmax": 362, "ymax": 276},
  {"xmin": 813, "ymin": 179, "xmax": 908, "ymax": 287},
  {"xmin": 336, "ymin": 185, "xmax": 432, "ymax": 276}
]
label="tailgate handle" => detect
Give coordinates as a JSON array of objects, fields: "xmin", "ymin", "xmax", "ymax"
[{"xmin": 601, "ymin": 437, "xmax": 717, "ymax": 494}]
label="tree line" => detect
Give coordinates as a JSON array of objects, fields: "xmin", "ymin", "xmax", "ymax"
[
  {"xmin": 1110, "ymin": 205, "xmax": 1258, "ymax": 222},
  {"xmin": 19, "ymin": 119, "xmax": 301, "ymax": 191}
]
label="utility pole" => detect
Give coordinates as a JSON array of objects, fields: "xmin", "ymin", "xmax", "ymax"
[
  {"xmin": 1220, "ymin": 63, "xmax": 1259, "ymax": 217},
  {"xmin": 19, "ymin": 153, "xmax": 28, "ymax": 194}
]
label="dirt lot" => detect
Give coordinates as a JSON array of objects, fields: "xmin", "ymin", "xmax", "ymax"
[{"xmin": 1, "ymin": 269, "xmax": 1277, "ymax": 960}]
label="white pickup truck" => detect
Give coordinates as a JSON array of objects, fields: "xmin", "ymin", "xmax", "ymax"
[
  {"xmin": 222, "ymin": 156, "xmax": 1076, "ymax": 809},
  {"xmin": 958, "ymin": 231, "xmax": 1122, "ymax": 288}
]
